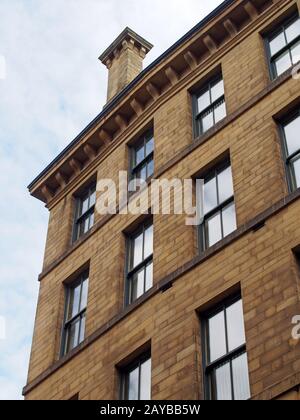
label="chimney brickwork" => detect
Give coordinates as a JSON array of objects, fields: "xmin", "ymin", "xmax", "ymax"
[{"xmin": 99, "ymin": 27, "xmax": 153, "ymax": 102}]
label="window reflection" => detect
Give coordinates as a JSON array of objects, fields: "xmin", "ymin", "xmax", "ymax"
[
  {"xmin": 127, "ymin": 222, "xmax": 154, "ymax": 305},
  {"xmin": 63, "ymin": 272, "xmax": 89, "ymax": 356},
  {"xmin": 73, "ymin": 183, "xmax": 96, "ymax": 242},
  {"xmin": 282, "ymin": 113, "xmax": 300, "ymax": 191},
  {"xmin": 204, "ymin": 297, "xmax": 250, "ymax": 400},
  {"xmin": 194, "ymin": 76, "xmax": 227, "ymax": 136},
  {"xmin": 201, "ymin": 162, "xmax": 236, "ymax": 250},
  {"xmin": 131, "ymin": 130, "xmax": 154, "ymax": 192},
  {"xmin": 122, "ymin": 355, "xmax": 151, "ymax": 401},
  {"xmin": 267, "ymin": 15, "xmax": 300, "ymax": 78}
]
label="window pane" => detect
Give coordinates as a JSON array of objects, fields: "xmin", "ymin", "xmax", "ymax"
[
  {"xmin": 84, "ymin": 215, "xmax": 90, "ymax": 234},
  {"xmin": 89, "ymin": 212, "xmax": 94, "ymax": 230},
  {"xmin": 207, "ymin": 212, "xmax": 222, "ymax": 247},
  {"xmin": 144, "ymin": 225, "xmax": 153, "ymax": 259},
  {"xmin": 81, "ymin": 196, "xmax": 89, "ymax": 215},
  {"xmin": 211, "ymin": 79, "xmax": 224, "ymax": 102},
  {"xmin": 269, "ymin": 31, "xmax": 286, "ymax": 56},
  {"xmin": 274, "ymin": 50, "xmax": 292, "ymax": 76},
  {"xmin": 208, "ymin": 310, "xmax": 227, "ymax": 362},
  {"xmin": 128, "ymin": 367, "xmax": 139, "ymax": 400},
  {"xmin": 78, "ymin": 220, "xmax": 85, "ymax": 238},
  {"xmin": 291, "ymin": 40, "xmax": 300, "ymax": 64},
  {"xmin": 147, "ymin": 159, "xmax": 154, "ymax": 178},
  {"xmin": 89, "ymin": 189, "xmax": 96, "ymax": 207},
  {"xmin": 79, "ymin": 314, "xmax": 86, "ymax": 344},
  {"xmin": 285, "ymin": 18, "xmax": 300, "ymax": 44},
  {"xmin": 140, "ymin": 358, "xmax": 151, "ymax": 400},
  {"xmin": 131, "ymin": 269, "xmax": 145, "ymax": 302},
  {"xmin": 146, "ymin": 136, "xmax": 154, "ymax": 156},
  {"xmin": 215, "ymin": 362, "xmax": 232, "ymax": 400},
  {"xmin": 66, "ymin": 319, "xmax": 80, "ymax": 353},
  {"xmin": 133, "ymin": 232, "xmax": 143, "ymax": 268},
  {"xmin": 222, "ymin": 203, "xmax": 237, "ymax": 237},
  {"xmin": 214, "ymin": 101, "xmax": 226, "ymax": 124},
  {"xmin": 232, "ymin": 353, "xmax": 250, "ymax": 400},
  {"xmin": 218, "ymin": 166, "xmax": 234, "ymax": 203},
  {"xmin": 138, "ymin": 165, "xmax": 147, "ymax": 182},
  {"xmin": 69, "ymin": 284, "xmax": 81, "ymax": 319},
  {"xmin": 197, "ymin": 89, "xmax": 211, "ymax": 113},
  {"xmin": 204, "ymin": 177, "xmax": 218, "ymax": 215},
  {"xmin": 293, "ymin": 157, "xmax": 300, "ymax": 188},
  {"xmin": 145, "ymin": 263, "xmax": 153, "ymax": 292},
  {"xmin": 80, "ymin": 278, "xmax": 89, "ymax": 311},
  {"xmin": 226, "ymin": 299, "xmax": 246, "ymax": 352},
  {"xmin": 136, "ymin": 144, "xmax": 145, "ymax": 165},
  {"xmin": 284, "ymin": 116, "xmax": 300, "ymax": 156},
  {"xmin": 201, "ymin": 110, "xmax": 214, "ymax": 133}
]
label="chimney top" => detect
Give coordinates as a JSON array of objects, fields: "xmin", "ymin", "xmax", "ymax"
[
  {"xmin": 99, "ymin": 27, "xmax": 153, "ymax": 67},
  {"xmin": 99, "ymin": 27, "xmax": 153, "ymax": 102}
]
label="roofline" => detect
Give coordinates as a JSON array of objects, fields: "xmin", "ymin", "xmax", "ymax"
[{"xmin": 28, "ymin": 0, "xmax": 235, "ymax": 190}]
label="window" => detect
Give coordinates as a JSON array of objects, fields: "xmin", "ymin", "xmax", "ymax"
[
  {"xmin": 199, "ymin": 162, "xmax": 237, "ymax": 251},
  {"xmin": 61, "ymin": 271, "xmax": 89, "ymax": 356},
  {"xmin": 120, "ymin": 353, "xmax": 151, "ymax": 400},
  {"xmin": 126, "ymin": 221, "xmax": 153, "ymax": 305},
  {"xmin": 280, "ymin": 110, "xmax": 300, "ymax": 191},
  {"xmin": 266, "ymin": 14, "xmax": 300, "ymax": 79},
  {"xmin": 73, "ymin": 183, "xmax": 96, "ymax": 242},
  {"xmin": 130, "ymin": 130, "xmax": 154, "ymax": 191},
  {"xmin": 193, "ymin": 75, "xmax": 227, "ymax": 137},
  {"xmin": 202, "ymin": 296, "xmax": 250, "ymax": 400}
]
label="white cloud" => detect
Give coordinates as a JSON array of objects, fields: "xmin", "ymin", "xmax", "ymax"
[{"xmin": 0, "ymin": 0, "xmax": 223, "ymax": 399}]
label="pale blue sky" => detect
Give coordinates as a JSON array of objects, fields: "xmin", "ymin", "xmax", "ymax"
[{"xmin": 0, "ymin": 0, "xmax": 223, "ymax": 400}]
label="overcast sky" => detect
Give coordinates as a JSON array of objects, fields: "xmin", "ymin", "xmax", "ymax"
[{"xmin": 0, "ymin": 0, "xmax": 223, "ymax": 400}]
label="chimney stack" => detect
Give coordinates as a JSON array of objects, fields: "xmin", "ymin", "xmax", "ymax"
[{"xmin": 99, "ymin": 27, "xmax": 153, "ymax": 103}]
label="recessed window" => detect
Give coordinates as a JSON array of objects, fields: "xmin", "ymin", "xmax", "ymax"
[
  {"xmin": 266, "ymin": 14, "xmax": 300, "ymax": 79},
  {"xmin": 193, "ymin": 75, "xmax": 227, "ymax": 137},
  {"xmin": 126, "ymin": 221, "xmax": 153, "ymax": 305},
  {"xmin": 73, "ymin": 182, "xmax": 96, "ymax": 242},
  {"xmin": 130, "ymin": 130, "xmax": 154, "ymax": 192},
  {"xmin": 120, "ymin": 353, "xmax": 151, "ymax": 400},
  {"xmin": 280, "ymin": 110, "xmax": 300, "ymax": 191},
  {"xmin": 199, "ymin": 161, "xmax": 237, "ymax": 251},
  {"xmin": 61, "ymin": 271, "xmax": 89, "ymax": 356},
  {"xmin": 203, "ymin": 296, "xmax": 250, "ymax": 400}
]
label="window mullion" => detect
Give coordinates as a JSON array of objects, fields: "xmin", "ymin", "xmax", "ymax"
[
  {"xmin": 142, "ymin": 224, "xmax": 146, "ymax": 263},
  {"xmin": 229, "ymin": 359, "xmax": 235, "ymax": 401},
  {"xmin": 78, "ymin": 276, "xmax": 84, "ymax": 315},
  {"xmin": 77, "ymin": 315, "xmax": 82, "ymax": 347},
  {"xmin": 138, "ymin": 361, "xmax": 142, "ymax": 401},
  {"xmin": 215, "ymin": 170, "xmax": 224, "ymax": 238},
  {"xmin": 224, "ymin": 305, "xmax": 229, "ymax": 355}
]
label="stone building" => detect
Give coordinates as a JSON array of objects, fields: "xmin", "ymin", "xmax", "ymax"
[{"xmin": 24, "ymin": 0, "xmax": 300, "ymax": 400}]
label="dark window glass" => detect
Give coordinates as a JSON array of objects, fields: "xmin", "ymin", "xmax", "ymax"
[
  {"xmin": 281, "ymin": 111, "xmax": 300, "ymax": 191},
  {"xmin": 121, "ymin": 354, "xmax": 151, "ymax": 400},
  {"xmin": 130, "ymin": 131, "xmax": 154, "ymax": 192},
  {"xmin": 266, "ymin": 15, "xmax": 300, "ymax": 79},
  {"xmin": 203, "ymin": 297, "xmax": 250, "ymax": 400},
  {"xmin": 62, "ymin": 271, "xmax": 89, "ymax": 356},
  {"xmin": 199, "ymin": 162, "xmax": 236, "ymax": 251},
  {"xmin": 193, "ymin": 76, "xmax": 226, "ymax": 137},
  {"xmin": 126, "ymin": 222, "xmax": 153, "ymax": 305},
  {"xmin": 73, "ymin": 183, "xmax": 96, "ymax": 242}
]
